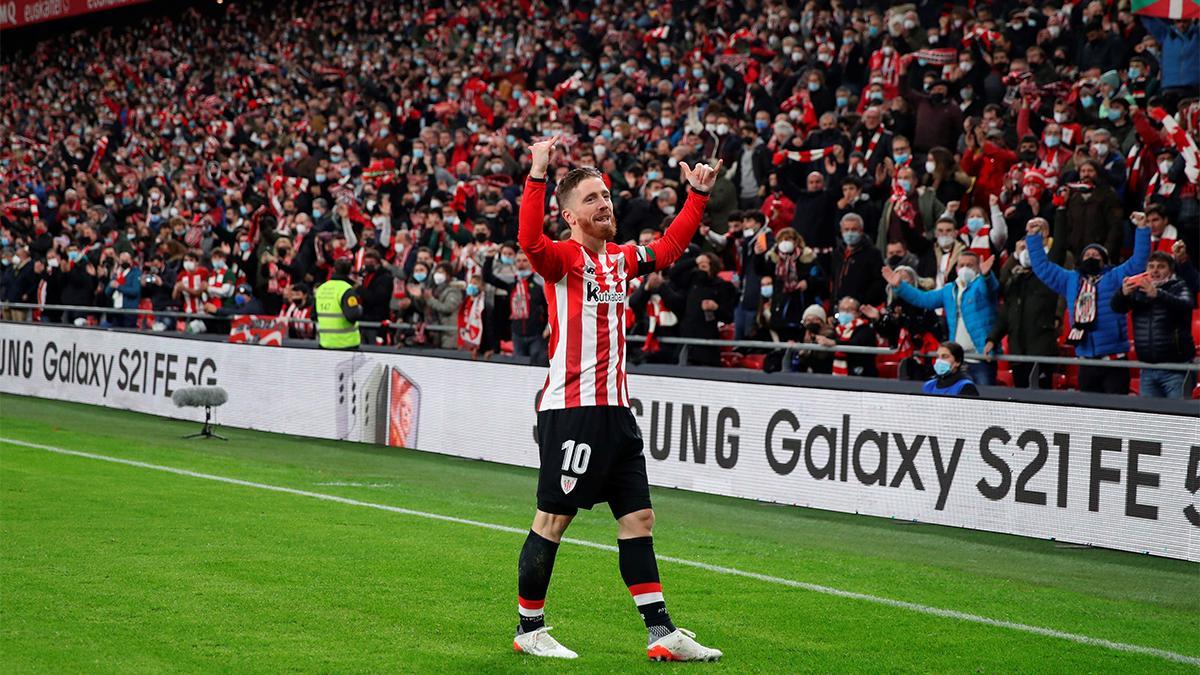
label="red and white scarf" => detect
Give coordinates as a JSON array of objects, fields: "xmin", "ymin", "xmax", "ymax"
[
  {"xmin": 832, "ymin": 317, "xmax": 868, "ymax": 376},
  {"xmin": 1150, "ymin": 107, "xmax": 1199, "ymax": 184},
  {"xmin": 854, "ymin": 129, "xmax": 883, "ymax": 163},
  {"xmin": 889, "ymin": 178, "xmax": 917, "ymax": 225},
  {"xmin": 772, "ymin": 148, "xmax": 826, "ymax": 166},
  {"xmin": 510, "ymin": 276, "xmax": 531, "ymax": 320},
  {"xmin": 457, "ymin": 293, "xmax": 485, "ymax": 350}
]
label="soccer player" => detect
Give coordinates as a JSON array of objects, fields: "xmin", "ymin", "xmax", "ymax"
[{"xmin": 511, "ymin": 137, "xmax": 724, "ymax": 662}]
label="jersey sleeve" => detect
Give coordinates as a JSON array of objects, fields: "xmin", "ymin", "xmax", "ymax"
[
  {"xmin": 518, "ymin": 176, "xmax": 572, "ymax": 283},
  {"xmin": 623, "ymin": 187, "xmax": 710, "ymax": 276}
]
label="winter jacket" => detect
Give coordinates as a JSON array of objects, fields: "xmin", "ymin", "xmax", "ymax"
[
  {"xmin": 894, "ymin": 272, "xmax": 1000, "ymax": 356},
  {"xmin": 1111, "ymin": 277, "xmax": 1195, "ymax": 364},
  {"xmin": 1028, "ymin": 227, "xmax": 1151, "ymax": 358},
  {"xmin": 1064, "ymin": 186, "xmax": 1123, "ymax": 261},
  {"xmin": 831, "ymin": 240, "xmax": 886, "ymax": 307},
  {"xmin": 990, "ymin": 234, "xmax": 1067, "ymax": 356},
  {"xmin": 960, "ymin": 142, "xmax": 1016, "ymax": 209},
  {"xmin": 105, "ymin": 267, "xmax": 142, "ymax": 309},
  {"xmin": 1142, "ymin": 18, "xmax": 1200, "ymax": 90},
  {"xmin": 425, "ymin": 281, "xmax": 464, "ymax": 349}
]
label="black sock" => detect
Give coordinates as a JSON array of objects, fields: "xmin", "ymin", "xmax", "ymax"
[
  {"xmin": 517, "ymin": 530, "xmax": 559, "ymax": 634},
  {"xmin": 618, "ymin": 536, "xmax": 676, "ymax": 640}
]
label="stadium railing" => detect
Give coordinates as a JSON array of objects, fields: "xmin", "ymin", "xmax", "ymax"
[{"xmin": 4, "ymin": 302, "xmax": 1198, "ymax": 373}]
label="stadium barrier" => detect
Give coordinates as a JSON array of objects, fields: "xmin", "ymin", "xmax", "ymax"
[
  {"xmin": 2, "ymin": 321, "xmax": 1196, "ymax": 561},
  {"xmin": 6, "ymin": 302, "xmax": 1197, "ymax": 370}
]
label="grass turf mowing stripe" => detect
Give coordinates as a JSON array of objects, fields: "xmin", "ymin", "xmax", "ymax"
[{"xmin": 3, "ymin": 435, "xmax": 1198, "ymax": 669}]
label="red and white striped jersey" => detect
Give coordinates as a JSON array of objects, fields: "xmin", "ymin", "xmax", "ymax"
[{"xmin": 519, "ymin": 177, "xmax": 708, "ymax": 411}]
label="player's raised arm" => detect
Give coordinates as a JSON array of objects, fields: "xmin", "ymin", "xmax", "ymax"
[
  {"xmin": 643, "ymin": 160, "xmax": 722, "ymax": 271},
  {"xmin": 519, "ymin": 138, "xmax": 569, "ymax": 283}
]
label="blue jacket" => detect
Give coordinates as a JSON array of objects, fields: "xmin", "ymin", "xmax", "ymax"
[
  {"xmin": 894, "ymin": 272, "xmax": 999, "ymax": 355},
  {"xmin": 1142, "ymin": 18, "xmax": 1200, "ymax": 89},
  {"xmin": 1028, "ymin": 227, "xmax": 1150, "ymax": 358},
  {"xmin": 105, "ymin": 267, "xmax": 142, "ymax": 309}
]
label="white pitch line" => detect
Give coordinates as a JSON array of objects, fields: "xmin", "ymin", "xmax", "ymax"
[{"xmin": 2, "ymin": 436, "xmax": 1197, "ymax": 668}]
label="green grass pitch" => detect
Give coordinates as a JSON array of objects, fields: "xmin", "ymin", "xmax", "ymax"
[{"xmin": 1, "ymin": 393, "xmax": 1197, "ymax": 672}]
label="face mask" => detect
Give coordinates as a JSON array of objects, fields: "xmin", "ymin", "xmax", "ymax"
[
  {"xmin": 667, "ymin": 157, "xmax": 679, "ymax": 168},
  {"xmin": 9, "ymin": 256, "xmax": 18, "ymax": 266},
  {"xmin": 807, "ymin": 81, "xmax": 821, "ymax": 92},
  {"xmin": 1107, "ymin": 109, "xmax": 1122, "ymax": 122},
  {"xmin": 933, "ymin": 358, "xmax": 953, "ymax": 376},
  {"xmin": 516, "ymin": 269, "xmax": 533, "ymax": 279},
  {"xmin": 1078, "ymin": 258, "xmax": 1102, "ymax": 276},
  {"xmin": 1159, "ymin": 160, "xmax": 1173, "ymax": 174},
  {"xmin": 925, "ymin": 160, "xmax": 937, "ymax": 174},
  {"xmin": 214, "ymin": 258, "xmax": 228, "ymax": 269},
  {"xmin": 646, "ymin": 171, "xmax": 661, "ymax": 181},
  {"xmin": 1045, "ymin": 135, "xmax": 1060, "ymax": 148},
  {"xmin": 1018, "ymin": 249, "xmax": 1031, "ymax": 267},
  {"xmin": 842, "ymin": 230, "xmax": 862, "ymax": 246},
  {"xmin": 869, "ymin": 92, "xmax": 884, "ymax": 102},
  {"xmin": 68, "ymin": 251, "xmax": 81, "ymax": 262},
  {"xmin": 47, "ymin": 258, "xmax": 59, "ymax": 268},
  {"xmin": 660, "ymin": 204, "xmax": 676, "ymax": 216},
  {"xmin": 413, "ymin": 272, "xmax": 428, "ymax": 283},
  {"xmin": 893, "ymin": 153, "xmax": 910, "ymax": 165},
  {"xmin": 312, "ymin": 209, "xmax": 323, "ymax": 220},
  {"xmin": 760, "ymin": 285, "xmax": 774, "ymax": 299},
  {"xmin": 881, "ymin": 46, "xmax": 894, "ymax": 56},
  {"xmin": 716, "ymin": 123, "xmax": 729, "ymax": 136},
  {"xmin": 1093, "ymin": 143, "xmax": 1108, "ymax": 156},
  {"xmin": 961, "ymin": 88, "xmax": 973, "ymax": 101},
  {"xmin": 957, "ymin": 267, "xmax": 977, "ymax": 284},
  {"xmin": 777, "ymin": 240, "xmax": 796, "ymax": 254},
  {"xmin": 742, "ymin": 228, "xmax": 756, "ymax": 238},
  {"xmin": 466, "ymin": 283, "xmax": 480, "ymax": 297},
  {"xmin": 898, "ymin": 179, "xmax": 912, "ymax": 192},
  {"xmin": 835, "ymin": 311, "xmax": 854, "ymax": 326},
  {"xmin": 183, "ymin": 261, "xmax": 197, "ymax": 272},
  {"xmin": 413, "ymin": 149, "xmax": 424, "ymax": 160},
  {"xmin": 1081, "ymin": 96, "xmax": 1095, "ymax": 108},
  {"xmin": 432, "ymin": 272, "xmax": 448, "ymax": 285},
  {"xmin": 127, "ymin": 233, "xmax": 136, "ymax": 240},
  {"xmin": 699, "ymin": 83, "xmax": 710, "ymax": 93},
  {"xmin": 855, "ymin": 164, "xmax": 868, "ymax": 176},
  {"xmin": 960, "ymin": 61, "xmax": 972, "ymax": 72},
  {"xmin": 967, "ymin": 216, "xmax": 985, "ymax": 233},
  {"xmin": 499, "ymin": 254, "xmax": 516, "ymax": 265},
  {"xmin": 295, "ymin": 224, "xmax": 308, "ymax": 235},
  {"xmin": 937, "ymin": 234, "xmax": 956, "ymax": 249},
  {"xmin": 1022, "ymin": 184, "xmax": 1041, "ymax": 198},
  {"xmin": 1128, "ymin": 67, "xmax": 1142, "ymax": 79},
  {"xmin": 835, "ymin": 96, "xmax": 848, "ymax": 108}
]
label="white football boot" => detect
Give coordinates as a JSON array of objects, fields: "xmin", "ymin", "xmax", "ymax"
[
  {"xmin": 647, "ymin": 628, "xmax": 723, "ymax": 662},
  {"xmin": 513, "ymin": 627, "xmax": 578, "ymax": 659}
]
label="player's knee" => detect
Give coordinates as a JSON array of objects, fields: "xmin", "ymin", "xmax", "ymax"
[
  {"xmin": 532, "ymin": 510, "xmax": 573, "ymax": 541},
  {"xmin": 619, "ymin": 508, "xmax": 655, "ymax": 537}
]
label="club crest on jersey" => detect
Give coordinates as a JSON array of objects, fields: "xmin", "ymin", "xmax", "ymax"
[
  {"xmin": 561, "ymin": 475, "xmax": 578, "ymax": 494},
  {"xmin": 586, "ymin": 280, "xmax": 626, "ymax": 304}
]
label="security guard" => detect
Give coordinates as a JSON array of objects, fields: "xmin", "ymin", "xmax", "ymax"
[{"xmin": 315, "ymin": 259, "xmax": 363, "ymax": 349}]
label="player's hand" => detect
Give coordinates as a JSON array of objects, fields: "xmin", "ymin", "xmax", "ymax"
[
  {"xmin": 528, "ymin": 137, "xmax": 559, "ymax": 180},
  {"xmin": 679, "ymin": 159, "xmax": 723, "ymax": 192}
]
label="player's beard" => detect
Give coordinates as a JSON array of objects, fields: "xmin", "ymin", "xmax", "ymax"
[{"xmin": 577, "ymin": 209, "xmax": 616, "ymax": 241}]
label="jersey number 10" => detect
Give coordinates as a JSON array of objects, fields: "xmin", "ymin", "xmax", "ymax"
[{"xmin": 560, "ymin": 440, "xmax": 592, "ymax": 474}]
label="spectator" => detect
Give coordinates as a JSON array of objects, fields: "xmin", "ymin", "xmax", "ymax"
[
  {"xmin": 425, "ymin": 262, "xmax": 463, "ymax": 350},
  {"xmin": 664, "ymin": 252, "xmax": 737, "ymax": 367},
  {"xmin": 761, "ymin": 228, "xmax": 825, "ymax": 345},
  {"xmin": 105, "ymin": 251, "xmax": 142, "ymax": 328},
  {"xmin": 732, "ymin": 212, "xmax": 774, "ymax": 341},
  {"xmin": 831, "ymin": 213, "xmax": 886, "ymax": 307},
  {"xmin": 1028, "ymin": 213, "xmax": 1152, "ymax": 394},
  {"xmin": 793, "ymin": 304, "xmax": 836, "ymax": 374},
  {"xmin": 60, "ymin": 246, "xmax": 97, "ymax": 324},
  {"xmin": 813, "ymin": 296, "xmax": 878, "ymax": 377},
  {"xmin": 358, "ymin": 249, "xmax": 394, "ymax": 346},
  {"xmin": 884, "ymin": 250, "xmax": 1000, "ymax": 385},
  {"xmin": 922, "ymin": 341, "xmax": 980, "ymax": 396},
  {"xmin": 1111, "ymin": 251, "xmax": 1196, "ymax": 398},
  {"xmin": 484, "ymin": 251, "xmax": 548, "ymax": 364},
  {"xmin": 1140, "ymin": 17, "xmax": 1200, "ymax": 92},
  {"xmin": 987, "ymin": 219, "xmax": 1067, "ymax": 389},
  {"xmin": 215, "ymin": 283, "xmax": 265, "ymax": 317},
  {"xmin": 871, "ymin": 265, "xmax": 943, "ymax": 381},
  {"xmin": 1063, "ymin": 160, "xmax": 1125, "ymax": 261},
  {"xmin": 280, "ymin": 283, "xmax": 315, "ymax": 340}
]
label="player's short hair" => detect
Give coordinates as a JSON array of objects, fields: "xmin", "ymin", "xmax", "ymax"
[{"xmin": 557, "ymin": 167, "xmax": 605, "ymax": 208}]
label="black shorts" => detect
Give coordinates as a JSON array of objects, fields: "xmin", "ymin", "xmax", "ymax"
[{"xmin": 536, "ymin": 406, "xmax": 651, "ymax": 519}]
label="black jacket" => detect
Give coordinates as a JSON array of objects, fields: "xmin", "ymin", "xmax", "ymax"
[
  {"xmin": 831, "ymin": 241, "xmax": 886, "ymax": 307},
  {"xmin": 664, "ymin": 261, "xmax": 737, "ymax": 367},
  {"xmin": 358, "ymin": 266, "xmax": 394, "ymax": 322},
  {"xmin": 1111, "ymin": 277, "xmax": 1195, "ymax": 363},
  {"xmin": 991, "ymin": 265, "xmax": 1063, "ymax": 357}
]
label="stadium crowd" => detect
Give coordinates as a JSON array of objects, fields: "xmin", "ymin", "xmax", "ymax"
[{"xmin": 1, "ymin": 0, "xmax": 1198, "ymax": 397}]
